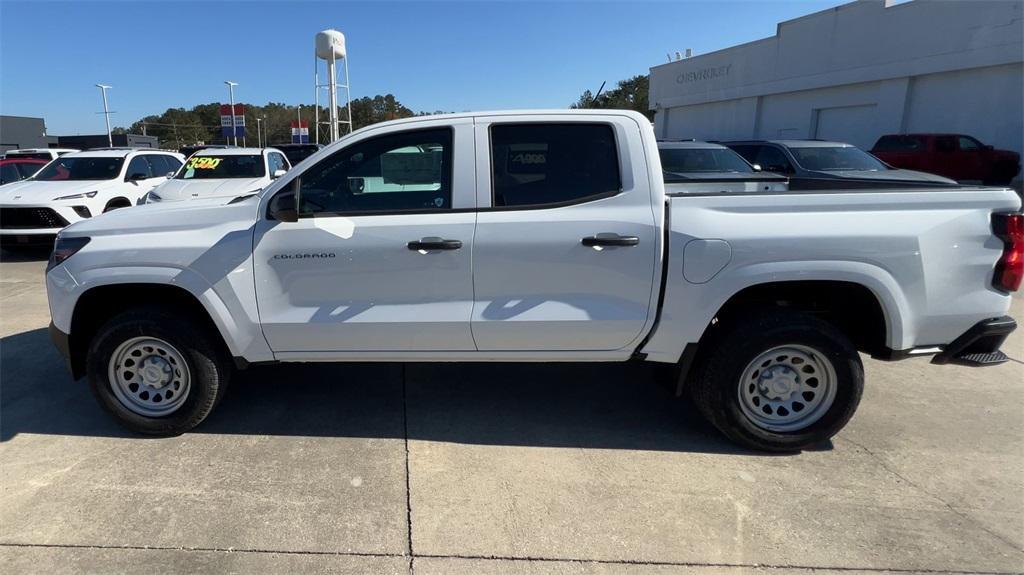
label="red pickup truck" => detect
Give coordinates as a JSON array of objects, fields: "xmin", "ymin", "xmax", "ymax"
[{"xmin": 870, "ymin": 134, "xmax": 1020, "ymax": 186}]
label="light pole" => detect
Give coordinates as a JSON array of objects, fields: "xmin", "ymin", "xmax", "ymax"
[
  {"xmin": 224, "ymin": 81, "xmax": 238, "ymax": 146},
  {"xmin": 95, "ymin": 84, "xmax": 113, "ymax": 147},
  {"xmin": 255, "ymin": 117, "xmax": 263, "ymax": 148}
]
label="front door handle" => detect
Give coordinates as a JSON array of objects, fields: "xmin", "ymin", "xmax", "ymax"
[
  {"xmin": 407, "ymin": 237, "xmax": 462, "ymax": 251},
  {"xmin": 581, "ymin": 234, "xmax": 640, "ymax": 247}
]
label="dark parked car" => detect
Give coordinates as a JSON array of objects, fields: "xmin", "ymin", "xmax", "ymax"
[
  {"xmin": 723, "ymin": 140, "xmax": 959, "ymax": 190},
  {"xmin": 272, "ymin": 143, "xmax": 323, "ymax": 166},
  {"xmin": 0, "ymin": 158, "xmax": 48, "ymax": 185},
  {"xmin": 871, "ymin": 134, "xmax": 1020, "ymax": 186}
]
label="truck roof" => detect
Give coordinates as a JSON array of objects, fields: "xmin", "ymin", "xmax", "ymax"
[
  {"xmin": 725, "ymin": 140, "xmax": 856, "ymax": 148},
  {"xmin": 193, "ymin": 147, "xmax": 276, "ymax": 156},
  {"xmin": 657, "ymin": 140, "xmax": 729, "ymax": 150}
]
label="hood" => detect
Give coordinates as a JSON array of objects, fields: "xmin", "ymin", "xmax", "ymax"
[
  {"xmin": 0, "ymin": 179, "xmax": 117, "ymax": 204},
  {"xmin": 808, "ymin": 169, "xmax": 957, "ymax": 185},
  {"xmin": 60, "ymin": 195, "xmax": 259, "ymax": 238},
  {"xmin": 151, "ymin": 177, "xmax": 267, "ymax": 201}
]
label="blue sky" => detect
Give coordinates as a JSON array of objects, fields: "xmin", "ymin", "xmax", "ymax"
[{"xmin": 1, "ymin": 0, "xmax": 844, "ymax": 135}]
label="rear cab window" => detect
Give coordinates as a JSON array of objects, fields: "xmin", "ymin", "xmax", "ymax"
[{"xmin": 489, "ymin": 123, "xmax": 621, "ymax": 208}]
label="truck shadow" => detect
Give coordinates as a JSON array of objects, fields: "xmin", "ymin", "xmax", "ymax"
[{"xmin": 0, "ymin": 327, "xmax": 800, "ymax": 456}]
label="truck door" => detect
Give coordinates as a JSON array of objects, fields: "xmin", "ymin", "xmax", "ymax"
[
  {"xmin": 252, "ymin": 120, "xmax": 477, "ymax": 353},
  {"xmin": 470, "ymin": 117, "xmax": 659, "ymax": 352}
]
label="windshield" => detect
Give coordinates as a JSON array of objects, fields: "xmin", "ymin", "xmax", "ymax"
[
  {"xmin": 660, "ymin": 148, "xmax": 753, "ymax": 174},
  {"xmin": 789, "ymin": 146, "xmax": 887, "ymax": 171},
  {"xmin": 32, "ymin": 157, "xmax": 124, "ymax": 181},
  {"xmin": 280, "ymin": 146, "xmax": 320, "ymax": 165},
  {"xmin": 7, "ymin": 152, "xmax": 53, "ymax": 161},
  {"xmin": 177, "ymin": 155, "xmax": 265, "ymax": 179}
]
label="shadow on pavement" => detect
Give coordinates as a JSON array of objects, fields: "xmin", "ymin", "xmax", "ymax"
[
  {"xmin": 0, "ymin": 246, "xmax": 51, "ymax": 262},
  {"xmin": 1, "ymin": 327, "xmax": 783, "ymax": 456}
]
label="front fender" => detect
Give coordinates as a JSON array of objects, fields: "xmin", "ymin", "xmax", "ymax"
[{"xmin": 48, "ymin": 263, "xmax": 273, "ymax": 363}]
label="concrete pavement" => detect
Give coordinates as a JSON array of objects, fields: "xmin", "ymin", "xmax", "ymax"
[{"xmin": 1, "ymin": 250, "xmax": 1022, "ymax": 574}]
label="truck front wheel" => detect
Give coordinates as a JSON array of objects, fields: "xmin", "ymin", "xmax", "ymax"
[
  {"xmin": 690, "ymin": 310, "xmax": 863, "ymax": 452},
  {"xmin": 86, "ymin": 306, "xmax": 230, "ymax": 436}
]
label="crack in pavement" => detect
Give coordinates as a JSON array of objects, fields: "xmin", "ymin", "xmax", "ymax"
[
  {"xmin": 837, "ymin": 435, "xmax": 1024, "ymax": 556},
  {"xmin": 1, "ymin": 543, "xmax": 1018, "ymax": 574}
]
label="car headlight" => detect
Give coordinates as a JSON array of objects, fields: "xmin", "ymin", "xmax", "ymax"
[
  {"xmin": 53, "ymin": 191, "xmax": 98, "ymax": 201},
  {"xmin": 147, "ymin": 192, "xmax": 163, "ymax": 203},
  {"xmin": 47, "ymin": 235, "xmax": 90, "ymax": 272}
]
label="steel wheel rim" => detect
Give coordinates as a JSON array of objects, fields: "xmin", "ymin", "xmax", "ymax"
[
  {"xmin": 108, "ymin": 336, "xmax": 191, "ymax": 417},
  {"xmin": 737, "ymin": 344, "xmax": 837, "ymax": 432}
]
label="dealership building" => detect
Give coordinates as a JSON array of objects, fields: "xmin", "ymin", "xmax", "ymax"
[{"xmin": 649, "ymin": 0, "xmax": 1023, "ymax": 162}]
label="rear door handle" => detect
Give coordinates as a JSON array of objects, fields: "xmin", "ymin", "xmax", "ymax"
[
  {"xmin": 407, "ymin": 237, "xmax": 462, "ymax": 251},
  {"xmin": 581, "ymin": 234, "xmax": 640, "ymax": 247}
]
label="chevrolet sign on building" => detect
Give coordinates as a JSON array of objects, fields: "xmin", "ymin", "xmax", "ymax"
[{"xmin": 649, "ymin": 0, "xmax": 1023, "ymax": 173}]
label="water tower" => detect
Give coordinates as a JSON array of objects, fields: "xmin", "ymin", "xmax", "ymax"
[{"xmin": 314, "ymin": 29, "xmax": 352, "ymax": 143}]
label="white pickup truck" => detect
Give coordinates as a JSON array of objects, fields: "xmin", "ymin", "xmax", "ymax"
[{"xmin": 45, "ymin": 110, "xmax": 1022, "ymax": 451}]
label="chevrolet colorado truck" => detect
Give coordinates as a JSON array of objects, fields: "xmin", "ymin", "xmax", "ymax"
[{"xmin": 45, "ymin": 111, "xmax": 1023, "ymax": 451}]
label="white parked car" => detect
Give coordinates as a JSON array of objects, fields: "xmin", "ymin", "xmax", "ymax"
[
  {"xmin": 146, "ymin": 147, "xmax": 290, "ymax": 204},
  {"xmin": 3, "ymin": 148, "xmax": 80, "ymax": 161},
  {"xmin": 0, "ymin": 148, "xmax": 184, "ymax": 246},
  {"xmin": 659, "ymin": 140, "xmax": 788, "ymax": 193}
]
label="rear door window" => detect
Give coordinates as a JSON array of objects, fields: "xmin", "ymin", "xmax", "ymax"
[{"xmin": 490, "ymin": 123, "xmax": 621, "ymax": 208}]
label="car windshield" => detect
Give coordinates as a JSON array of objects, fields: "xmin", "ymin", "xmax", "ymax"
[
  {"xmin": 279, "ymin": 146, "xmax": 320, "ymax": 165},
  {"xmin": 7, "ymin": 152, "xmax": 53, "ymax": 161},
  {"xmin": 660, "ymin": 147, "xmax": 753, "ymax": 175},
  {"xmin": 789, "ymin": 146, "xmax": 887, "ymax": 171},
  {"xmin": 32, "ymin": 156, "xmax": 124, "ymax": 181},
  {"xmin": 177, "ymin": 155, "xmax": 265, "ymax": 179}
]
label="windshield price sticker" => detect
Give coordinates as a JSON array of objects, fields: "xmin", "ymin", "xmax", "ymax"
[{"xmin": 187, "ymin": 157, "xmax": 222, "ymax": 170}]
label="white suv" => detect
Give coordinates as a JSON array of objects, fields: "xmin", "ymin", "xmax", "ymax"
[
  {"xmin": 0, "ymin": 148, "xmax": 184, "ymax": 246},
  {"xmin": 3, "ymin": 148, "xmax": 79, "ymax": 161},
  {"xmin": 146, "ymin": 147, "xmax": 290, "ymax": 203}
]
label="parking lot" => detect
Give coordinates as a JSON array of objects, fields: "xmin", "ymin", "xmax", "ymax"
[{"xmin": 0, "ymin": 249, "xmax": 1021, "ymax": 575}]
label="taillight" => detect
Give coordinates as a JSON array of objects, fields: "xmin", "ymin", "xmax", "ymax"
[{"xmin": 993, "ymin": 212, "xmax": 1023, "ymax": 292}]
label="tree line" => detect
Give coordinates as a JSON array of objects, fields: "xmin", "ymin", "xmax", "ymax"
[{"xmin": 119, "ymin": 74, "xmax": 652, "ymax": 149}]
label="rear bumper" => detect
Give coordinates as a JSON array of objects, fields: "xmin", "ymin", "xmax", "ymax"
[{"xmin": 931, "ymin": 316, "xmax": 1017, "ymax": 367}]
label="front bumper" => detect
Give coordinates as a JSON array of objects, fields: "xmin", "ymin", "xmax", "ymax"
[
  {"xmin": 49, "ymin": 320, "xmax": 75, "ymax": 376},
  {"xmin": 932, "ymin": 316, "xmax": 1017, "ymax": 367}
]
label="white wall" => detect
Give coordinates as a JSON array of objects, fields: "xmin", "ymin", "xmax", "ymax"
[
  {"xmin": 904, "ymin": 63, "xmax": 1023, "ymax": 157},
  {"xmin": 650, "ymin": 0, "xmax": 1024, "ymax": 158}
]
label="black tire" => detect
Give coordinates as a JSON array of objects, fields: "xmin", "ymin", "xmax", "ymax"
[
  {"xmin": 86, "ymin": 306, "xmax": 231, "ymax": 436},
  {"xmin": 689, "ymin": 310, "xmax": 863, "ymax": 452}
]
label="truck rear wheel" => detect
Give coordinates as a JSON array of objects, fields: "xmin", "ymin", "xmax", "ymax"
[
  {"xmin": 689, "ymin": 310, "xmax": 863, "ymax": 452},
  {"xmin": 86, "ymin": 306, "xmax": 230, "ymax": 436}
]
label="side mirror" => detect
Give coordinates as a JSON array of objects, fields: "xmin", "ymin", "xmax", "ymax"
[
  {"xmin": 128, "ymin": 172, "xmax": 148, "ymax": 182},
  {"xmin": 272, "ymin": 169, "xmax": 287, "ymax": 179},
  {"xmin": 752, "ymin": 164, "xmax": 763, "ymax": 172},
  {"xmin": 269, "ymin": 192, "xmax": 299, "ymax": 223}
]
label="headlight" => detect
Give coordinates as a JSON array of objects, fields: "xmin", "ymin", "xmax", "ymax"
[
  {"xmin": 47, "ymin": 235, "xmax": 90, "ymax": 272},
  {"xmin": 147, "ymin": 192, "xmax": 163, "ymax": 203},
  {"xmin": 53, "ymin": 191, "xmax": 98, "ymax": 201}
]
